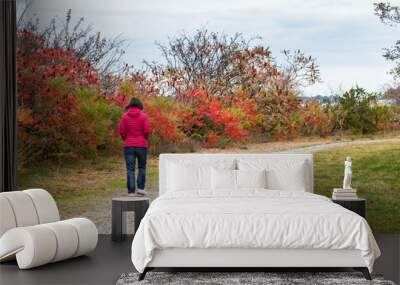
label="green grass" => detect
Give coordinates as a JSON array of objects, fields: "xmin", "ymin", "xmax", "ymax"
[
  {"xmin": 314, "ymin": 142, "xmax": 400, "ymax": 233},
  {"xmin": 17, "ymin": 155, "xmax": 159, "ymax": 219},
  {"xmin": 17, "ymin": 141, "xmax": 399, "ymax": 233}
]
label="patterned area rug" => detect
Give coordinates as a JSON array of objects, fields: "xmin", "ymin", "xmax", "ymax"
[{"xmin": 116, "ymin": 272, "xmax": 396, "ymax": 285}]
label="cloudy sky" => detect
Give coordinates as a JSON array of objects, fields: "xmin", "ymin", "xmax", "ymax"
[{"xmin": 23, "ymin": 0, "xmax": 399, "ymax": 96}]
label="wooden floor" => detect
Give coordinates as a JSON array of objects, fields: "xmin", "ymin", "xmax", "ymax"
[{"xmin": 0, "ymin": 234, "xmax": 398, "ymax": 285}]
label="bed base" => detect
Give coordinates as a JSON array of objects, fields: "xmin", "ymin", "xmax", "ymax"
[
  {"xmin": 138, "ymin": 248, "xmax": 372, "ymax": 281},
  {"xmin": 138, "ymin": 267, "xmax": 371, "ymax": 281}
]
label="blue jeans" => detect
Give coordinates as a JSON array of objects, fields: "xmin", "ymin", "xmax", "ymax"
[{"xmin": 124, "ymin": 147, "xmax": 147, "ymax": 193}]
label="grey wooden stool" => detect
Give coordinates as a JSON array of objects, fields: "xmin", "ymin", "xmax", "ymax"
[{"xmin": 111, "ymin": 196, "xmax": 150, "ymax": 242}]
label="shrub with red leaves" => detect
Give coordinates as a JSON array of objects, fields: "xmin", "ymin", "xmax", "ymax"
[
  {"xmin": 109, "ymin": 81, "xmax": 184, "ymax": 148},
  {"xmin": 177, "ymin": 88, "xmax": 261, "ymax": 146},
  {"xmin": 17, "ymin": 30, "xmax": 104, "ymax": 166}
]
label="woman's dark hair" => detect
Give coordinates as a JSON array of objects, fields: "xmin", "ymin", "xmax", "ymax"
[{"xmin": 126, "ymin": 97, "xmax": 144, "ymax": 110}]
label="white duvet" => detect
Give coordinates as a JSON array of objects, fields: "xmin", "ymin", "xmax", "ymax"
[{"xmin": 131, "ymin": 190, "xmax": 380, "ymax": 273}]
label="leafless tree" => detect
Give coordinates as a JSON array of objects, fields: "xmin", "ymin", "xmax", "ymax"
[
  {"xmin": 375, "ymin": 2, "xmax": 400, "ymax": 80},
  {"xmin": 17, "ymin": 3, "xmax": 128, "ymax": 91},
  {"xmin": 280, "ymin": 49, "xmax": 321, "ymax": 88},
  {"xmin": 145, "ymin": 29, "xmax": 320, "ymax": 98},
  {"xmin": 383, "ymin": 85, "xmax": 400, "ymax": 105}
]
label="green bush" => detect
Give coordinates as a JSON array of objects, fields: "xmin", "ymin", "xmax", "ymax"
[
  {"xmin": 372, "ymin": 104, "xmax": 396, "ymax": 130},
  {"xmin": 76, "ymin": 88, "xmax": 123, "ymax": 152},
  {"xmin": 336, "ymin": 87, "xmax": 381, "ymax": 134}
]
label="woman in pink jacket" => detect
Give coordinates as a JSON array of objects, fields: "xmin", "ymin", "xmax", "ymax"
[{"xmin": 119, "ymin": 98, "xmax": 150, "ymax": 196}]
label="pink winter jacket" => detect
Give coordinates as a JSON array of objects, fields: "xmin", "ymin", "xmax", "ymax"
[{"xmin": 119, "ymin": 107, "xmax": 150, "ymax": 148}]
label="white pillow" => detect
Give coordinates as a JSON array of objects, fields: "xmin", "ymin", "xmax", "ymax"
[
  {"xmin": 267, "ymin": 161, "xmax": 307, "ymax": 191},
  {"xmin": 167, "ymin": 162, "xmax": 211, "ymax": 191},
  {"xmin": 238, "ymin": 159, "xmax": 308, "ymax": 191},
  {"xmin": 166, "ymin": 159, "xmax": 236, "ymax": 192},
  {"xmin": 236, "ymin": 169, "xmax": 267, "ymax": 189},
  {"xmin": 211, "ymin": 168, "xmax": 237, "ymax": 191}
]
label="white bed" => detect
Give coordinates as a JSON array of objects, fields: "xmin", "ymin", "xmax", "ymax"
[{"xmin": 131, "ymin": 154, "xmax": 380, "ymax": 280}]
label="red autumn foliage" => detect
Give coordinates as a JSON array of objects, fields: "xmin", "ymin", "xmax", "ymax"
[
  {"xmin": 109, "ymin": 81, "xmax": 183, "ymax": 144},
  {"xmin": 177, "ymin": 88, "xmax": 256, "ymax": 146},
  {"xmin": 109, "ymin": 83, "xmax": 260, "ymax": 148},
  {"xmin": 300, "ymin": 101, "xmax": 334, "ymax": 136},
  {"xmin": 17, "ymin": 30, "xmax": 102, "ymax": 165}
]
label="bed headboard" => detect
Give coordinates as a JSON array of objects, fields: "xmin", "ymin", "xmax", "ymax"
[{"xmin": 159, "ymin": 153, "xmax": 314, "ymax": 195}]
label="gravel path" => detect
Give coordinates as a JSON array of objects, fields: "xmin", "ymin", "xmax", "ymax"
[{"xmin": 274, "ymin": 137, "xmax": 400, "ymax": 153}]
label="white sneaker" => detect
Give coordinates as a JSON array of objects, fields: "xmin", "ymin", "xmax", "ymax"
[
  {"xmin": 128, "ymin": 193, "xmax": 135, "ymax": 197},
  {"xmin": 137, "ymin": 189, "xmax": 148, "ymax": 196}
]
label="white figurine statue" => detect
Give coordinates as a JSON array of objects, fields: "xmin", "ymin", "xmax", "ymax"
[{"xmin": 343, "ymin": 156, "xmax": 352, "ymax": 190}]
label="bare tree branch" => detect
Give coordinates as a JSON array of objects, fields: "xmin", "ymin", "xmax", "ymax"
[
  {"xmin": 17, "ymin": 7, "xmax": 128, "ymax": 91},
  {"xmin": 144, "ymin": 29, "xmax": 320, "ymax": 99}
]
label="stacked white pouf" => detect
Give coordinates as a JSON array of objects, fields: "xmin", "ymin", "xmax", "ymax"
[{"xmin": 0, "ymin": 189, "xmax": 98, "ymax": 269}]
